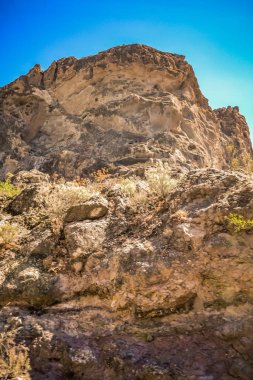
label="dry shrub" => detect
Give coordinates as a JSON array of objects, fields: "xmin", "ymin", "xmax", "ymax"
[
  {"xmin": 120, "ymin": 177, "xmax": 138, "ymax": 197},
  {"xmin": 108, "ymin": 162, "xmax": 178, "ymax": 207},
  {"xmin": 73, "ymin": 176, "xmax": 90, "ymax": 187},
  {"xmin": 120, "ymin": 177, "xmax": 149, "ymax": 206},
  {"xmin": 0, "ymin": 223, "xmax": 19, "ymax": 246},
  {"xmin": 0, "ymin": 327, "xmax": 31, "ymax": 379},
  {"xmin": 45, "ymin": 184, "xmax": 95, "ymax": 218},
  {"xmin": 226, "ymin": 144, "xmax": 253, "ymax": 173},
  {"xmin": 91, "ymin": 168, "xmax": 109, "ymax": 183},
  {"xmin": 171, "ymin": 209, "xmax": 189, "ymax": 222},
  {"xmin": 73, "ymin": 168, "xmax": 110, "ymax": 192},
  {"xmin": 145, "ymin": 162, "xmax": 178, "ymax": 199}
]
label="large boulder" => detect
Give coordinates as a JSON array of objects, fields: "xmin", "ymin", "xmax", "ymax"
[
  {"xmin": 64, "ymin": 196, "xmax": 109, "ymax": 223},
  {"xmin": 64, "ymin": 219, "xmax": 108, "ymax": 258}
]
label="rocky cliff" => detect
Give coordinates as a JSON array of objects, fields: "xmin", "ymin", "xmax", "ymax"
[
  {"xmin": 0, "ymin": 44, "xmax": 252, "ymax": 178},
  {"xmin": 0, "ymin": 45, "xmax": 253, "ymax": 379},
  {"xmin": 0, "ymin": 168, "xmax": 253, "ymax": 379}
]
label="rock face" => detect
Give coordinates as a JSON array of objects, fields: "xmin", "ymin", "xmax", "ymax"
[
  {"xmin": 0, "ymin": 44, "xmax": 253, "ymax": 379},
  {"xmin": 0, "ymin": 168, "xmax": 253, "ymax": 379},
  {"xmin": 0, "ymin": 44, "xmax": 252, "ymax": 178}
]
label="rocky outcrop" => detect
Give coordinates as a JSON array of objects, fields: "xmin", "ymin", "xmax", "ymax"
[
  {"xmin": 0, "ymin": 168, "xmax": 253, "ymax": 378},
  {"xmin": 214, "ymin": 106, "xmax": 252, "ymax": 156},
  {"xmin": 1, "ymin": 44, "xmax": 253, "ymax": 379},
  {"xmin": 0, "ymin": 44, "xmax": 252, "ymax": 179}
]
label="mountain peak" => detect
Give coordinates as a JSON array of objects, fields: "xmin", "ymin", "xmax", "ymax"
[{"xmin": 0, "ymin": 44, "xmax": 252, "ymax": 178}]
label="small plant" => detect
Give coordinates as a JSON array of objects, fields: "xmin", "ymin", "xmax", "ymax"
[
  {"xmin": 145, "ymin": 162, "xmax": 177, "ymax": 199},
  {"xmin": 73, "ymin": 168, "xmax": 110, "ymax": 192},
  {"xmin": 74, "ymin": 176, "xmax": 90, "ymax": 187},
  {"xmin": 0, "ymin": 174, "xmax": 20, "ymax": 197},
  {"xmin": 226, "ymin": 144, "xmax": 235, "ymax": 154},
  {"xmin": 91, "ymin": 167, "xmax": 109, "ymax": 183},
  {"xmin": 120, "ymin": 177, "xmax": 138, "ymax": 197},
  {"xmin": 171, "ymin": 209, "xmax": 189, "ymax": 222},
  {"xmin": 242, "ymin": 152, "xmax": 253, "ymax": 173},
  {"xmin": 226, "ymin": 144, "xmax": 253, "ymax": 173},
  {"xmin": 120, "ymin": 177, "xmax": 148, "ymax": 206},
  {"xmin": 230, "ymin": 157, "xmax": 240, "ymax": 171},
  {"xmin": 0, "ymin": 327, "xmax": 31, "ymax": 379},
  {"xmin": 226, "ymin": 144, "xmax": 239, "ymax": 171},
  {"xmin": 0, "ymin": 223, "xmax": 19, "ymax": 246},
  {"xmin": 45, "ymin": 183, "xmax": 95, "ymax": 218},
  {"xmin": 225, "ymin": 212, "xmax": 253, "ymax": 232}
]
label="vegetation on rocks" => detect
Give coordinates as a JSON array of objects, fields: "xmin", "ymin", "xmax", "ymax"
[
  {"xmin": 226, "ymin": 212, "xmax": 253, "ymax": 232},
  {"xmin": 0, "ymin": 222, "xmax": 19, "ymax": 246},
  {"xmin": 0, "ymin": 175, "xmax": 20, "ymax": 198},
  {"xmin": 0, "ymin": 43, "xmax": 252, "ymax": 379},
  {"xmin": 0, "ymin": 167, "xmax": 252, "ymax": 379},
  {"xmin": 45, "ymin": 183, "xmax": 95, "ymax": 218},
  {"xmin": 71, "ymin": 162, "xmax": 178, "ymax": 207},
  {"xmin": 117, "ymin": 162, "xmax": 178, "ymax": 205},
  {"xmin": 145, "ymin": 161, "xmax": 178, "ymax": 199},
  {"xmin": 226, "ymin": 144, "xmax": 253, "ymax": 173},
  {"xmin": 0, "ymin": 327, "xmax": 31, "ymax": 379}
]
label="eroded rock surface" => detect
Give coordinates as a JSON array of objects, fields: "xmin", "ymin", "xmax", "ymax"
[
  {"xmin": 0, "ymin": 44, "xmax": 252, "ymax": 179},
  {"xmin": 0, "ymin": 168, "xmax": 253, "ymax": 379},
  {"xmin": 1, "ymin": 44, "xmax": 253, "ymax": 379}
]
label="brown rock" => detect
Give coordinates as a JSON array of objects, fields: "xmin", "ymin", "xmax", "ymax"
[
  {"xmin": 0, "ymin": 44, "xmax": 252, "ymax": 179},
  {"xmin": 11, "ymin": 169, "xmax": 50, "ymax": 186},
  {"xmin": 72, "ymin": 261, "xmax": 83, "ymax": 273},
  {"xmin": 64, "ymin": 197, "xmax": 109, "ymax": 222},
  {"xmin": 64, "ymin": 219, "xmax": 107, "ymax": 257},
  {"xmin": 0, "ymin": 44, "xmax": 253, "ymax": 379}
]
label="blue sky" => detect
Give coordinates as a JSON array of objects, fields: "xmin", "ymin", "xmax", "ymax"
[{"xmin": 1, "ymin": 0, "xmax": 253, "ymax": 134}]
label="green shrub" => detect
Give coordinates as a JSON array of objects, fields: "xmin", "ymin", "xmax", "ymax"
[
  {"xmin": 0, "ymin": 175, "xmax": 20, "ymax": 197},
  {"xmin": 225, "ymin": 212, "xmax": 253, "ymax": 232}
]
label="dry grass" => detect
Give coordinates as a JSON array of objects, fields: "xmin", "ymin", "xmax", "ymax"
[
  {"xmin": 44, "ymin": 183, "xmax": 95, "ymax": 218},
  {"xmin": 145, "ymin": 162, "xmax": 178, "ymax": 199},
  {"xmin": 118, "ymin": 177, "xmax": 149, "ymax": 206},
  {"xmin": 171, "ymin": 209, "xmax": 189, "ymax": 222},
  {"xmin": 0, "ymin": 327, "xmax": 31, "ymax": 379},
  {"xmin": 0, "ymin": 223, "xmax": 20, "ymax": 247},
  {"xmin": 40, "ymin": 163, "xmax": 178, "ymax": 218},
  {"xmin": 226, "ymin": 144, "xmax": 253, "ymax": 173}
]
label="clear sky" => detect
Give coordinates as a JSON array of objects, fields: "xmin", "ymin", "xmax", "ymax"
[{"xmin": 1, "ymin": 0, "xmax": 253, "ymax": 135}]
